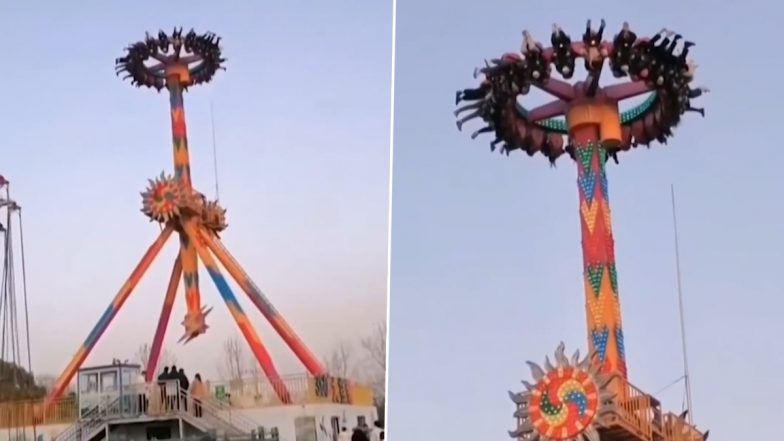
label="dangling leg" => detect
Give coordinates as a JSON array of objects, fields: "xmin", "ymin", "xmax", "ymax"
[
  {"xmin": 678, "ymin": 42, "xmax": 695, "ymax": 64},
  {"xmin": 597, "ymin": 18, "xmax": 606, "ymax": 40},
  {"xmin": 44, "ymin": 226, "xmax": 174, "ymax": 408},
  {"xmin": 686, "ymin": 106, "xmax": 705, "ymax": 117},
  {"xmin": 471, "ymin": 126, "xmax": 494, "ymax": 139},
  {"xmin": 667, "ymin": 34, "xmax": 682, "ymax": 55},
  {"xmin": 456, "ymin": 110, "xmax": 482, "ymax": 130},
  {"xmin": 197, "ymin": 227, "xmax": 326, "ymax": 375},
  {"xmin": 182, "ymin": 222, "xmax": 292, "ymax": 404},
  {"xmin": 688, "ymin": 86, "xmax": 709, "ymax": 99},
  {"xmin": 454, "ymin": 100, "xmax": 484, "ymax": 117},
  {"xmin": 583, "ymin": 20, "xmax": 592, "ymax": 42},
  {"xmin": 490, "ymin": 136, "xmax": 503, "ymax": 152}
]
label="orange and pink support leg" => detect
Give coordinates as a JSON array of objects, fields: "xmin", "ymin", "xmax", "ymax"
[
  {"xmin": 182, "ymin": 222, "xmax": 292, "ymax": 403},
  {"xmin": 45, "ymin": 226, "xmax": 174, "ymax": 408},
  {"xmin": 199, "ymin": 229, "xmax": 327, "ymax": 375},
  {"xmin": 145, "ymin": 257, "xmax": 183, "ymax": 381}
]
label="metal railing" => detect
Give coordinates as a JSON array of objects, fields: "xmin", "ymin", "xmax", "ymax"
[
  {"xmin": 52, "ymin": 381, "xmax": 255, "ymax": 441},
  {"xmin": 662, "ymin": 412, "xmax": 704, "ymax": 441},
  {"xmin": 608, "ymin": 377, "xmax": 704, "ymax": 441},
  {"xmin": 0, "ymin": 396, "xmax": 77, "ymax": 428},
  {"xmin": 0, "ymin": 374, "xmax": 375, "ymax": 429},
  {"xmin": 206, "ymin": 374, "xmax": 374, "ymax": 408},
  {"xmin": 54, "ymin": 396, "xmax": 122, "ymax": 441}
]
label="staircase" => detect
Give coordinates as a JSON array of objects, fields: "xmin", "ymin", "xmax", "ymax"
[
  {"xmin": 54, "ymin": 384, "xmax": 257, "ymax": 441},
  {"xmin": 53, "ymin": 396, "xmax": 122, "ymax": 441},
  {"xmin": 184, "ymin": 387, "xmax": 258, "ymax": 436}
]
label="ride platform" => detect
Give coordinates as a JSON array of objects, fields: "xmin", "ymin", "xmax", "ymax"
[{"xmin": 599, "ymin": 377, "xmax": 705, "ymax": 441}]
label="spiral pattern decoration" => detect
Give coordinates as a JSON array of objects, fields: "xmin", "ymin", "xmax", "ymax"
[
  {"xmin": 532, "ymin": 369, "xmax": 598, "ymax": 438},
  {"xmin": 508, "ymin": 343, "xmax": 616, "ymax": 441}
]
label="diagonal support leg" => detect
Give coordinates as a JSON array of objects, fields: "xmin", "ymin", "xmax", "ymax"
[
  {"xmin": 146, "ymin": 257, "xmax": 183, "ymax": 382},
  {"xmin": 182, "ymin": 222, "xmax": 292, "ymax": 404},
  {"xmin": 198, "ymin": 228, "xmax": 326, "ymax": 375},
  {"xmin": 46, "ymin": 226, "xmax": 174, "ymax": 406}
]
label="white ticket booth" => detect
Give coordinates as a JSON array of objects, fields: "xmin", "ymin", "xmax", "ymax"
[{"xmin": 77, "ymin": 361, "xmax": 141, "ymax": 418}]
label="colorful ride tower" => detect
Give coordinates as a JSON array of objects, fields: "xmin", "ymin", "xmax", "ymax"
[
  {"xmin": 455, "ymin": 20, "xmax": 710, "ymax": 441},
  {"xmin": 44, "ymin": 29, "xmax": 327, "ymax": 410}
]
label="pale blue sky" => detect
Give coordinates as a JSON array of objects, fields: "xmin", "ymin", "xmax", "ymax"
[
  {"xmin": 0, "ymin": 1, "xmax": 391, "ymax": 380},
  {"xmin": 388, "ymin": 0, "xmax": 782, "ymax": 439}
]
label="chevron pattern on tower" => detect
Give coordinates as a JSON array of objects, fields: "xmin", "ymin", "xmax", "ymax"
[{"xmin": 577, "ymin": 142, "xmax": 627, "ymax": 379}]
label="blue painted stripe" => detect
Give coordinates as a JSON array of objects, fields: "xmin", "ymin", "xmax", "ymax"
[
  {"xmin": 84, "ymin": 304, "xmax": 117, "ymax": 348},
  {"xmin": 591, "ymin": 327, "xmax": 610, "ymax": 361},
  {"xmin": 615, "ymin": 327, "xmax": 626, "ymax": 360},
  {"xmin": 206, "ymin": 267, "xmax": 244, "ymax": 312}
]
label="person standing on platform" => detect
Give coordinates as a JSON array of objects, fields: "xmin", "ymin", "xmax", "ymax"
[
  {"xmin": 168, "ymin": 364, "xmax": 180, "ymax": 410},
  {"xmin": 157, "ymin": 367, "xmax": 170, "ymax": 411},
  {"xmin": 351, "ymin": 427, "xmax": 369, "ymax": 441},
  {"xmin": 190, "ymin": 373, "xmax": 207, "ymax": 417},
  {"xmin": 178, "ymin": 368, "xmax": 190, "ymax": 412},
  {"xmin": 136, "ymin": 370, "xmax": 148, "ymax": 413}
]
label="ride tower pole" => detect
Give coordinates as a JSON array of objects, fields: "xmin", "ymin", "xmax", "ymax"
[
  {"xmin": 165, "ymin": 65, "xmax": 206, "ymax": 342},
  {"xmin": 567, "ymin": 94, "xmax": 627, "ymax": 380}
]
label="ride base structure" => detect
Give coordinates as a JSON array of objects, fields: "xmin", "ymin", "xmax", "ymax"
[
  {"xmin": 43, "ymin": 28, "xmax": 331, "ymax": 410},
  {"xmin": 456, "ymin": 21, "xmax": 709, "ymax": 441}
]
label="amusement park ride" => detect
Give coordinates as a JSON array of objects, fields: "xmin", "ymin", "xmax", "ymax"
[
  {"xmin": 455, "ymin": 20, "xmax": 709, "ymax": 441},
  {"xmin": 43, "ymin": 29, "xmax": 327, "ymax": 410}
]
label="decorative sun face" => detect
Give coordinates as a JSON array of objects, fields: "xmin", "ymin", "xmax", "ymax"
[
  {"xmin": 509, "ymin": 342, "xmax": 616, "ymax": 441},
  {"xmin": 141, "ymin": 172, "xmax": 184, "ymax": 223}
]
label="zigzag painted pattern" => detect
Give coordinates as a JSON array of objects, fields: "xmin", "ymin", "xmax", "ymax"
[{"xmin": 576, "ymin": 142, "xmax": 627, "ymax": 377}]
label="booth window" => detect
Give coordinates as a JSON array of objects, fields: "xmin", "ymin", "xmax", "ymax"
[
  {"xmin": 101, "ymin": 371, "xmax": 118, "ymax": 392},
  {"xmin": 81, "ymin": 374, "xmax": 99, "ymax": 394}
]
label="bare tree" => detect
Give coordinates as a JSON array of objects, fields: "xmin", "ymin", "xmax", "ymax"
[
  {"xmin": 360, "ymin": 322, "xmax": 386, "ymax": 373},
  {"xmin": 34, "ymin": 374, "xmax": 57, "ymax": 392},
  {"xmin": 135, "ymin": 343, "xmax": 178, "ymax": 374},
  {"xmin": 246, "ymin": 357, "xmax": 263, "ymax": 397},
  {"xmin": 359, "ymin": 322, "xmax": 387, "ymax": 415},
  {"xmin": 222, "ymin": 336, "xmax": 245, "ymax": 382},
  {"xmin": 323, "ymin": 340, "xmax": 354, "ymax": 379}
]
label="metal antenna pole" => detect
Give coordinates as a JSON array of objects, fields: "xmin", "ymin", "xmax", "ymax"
[
  {"xmin": 671, "ymin": 184, "xmax": 694, "ymax": 424},
  {"xmin": 210, "ymin": 102, "xmax": 221, "ymax": 201}
]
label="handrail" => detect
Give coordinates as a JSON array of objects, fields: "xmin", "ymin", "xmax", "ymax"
[
  {"xmin": 603, "ymin": 377, "xmax": 704, "ymax": 441},
  {"xmin": 0, "ymin": 374, "xmax": 374, "ymax": 429},
  {"xmin": 0, "ymin": 396, "xmax": 77, "ymax": 427},
  {"xmin": 662, "ymin": 412, "xmax": 703, "ymax": 441},
  {"xmin": 54, "ymin": 396, "xmax": 123, "ymax": 441},
  {"xmin": 187, "ymin": 387, "xmax": 257, "ymax": 434}
]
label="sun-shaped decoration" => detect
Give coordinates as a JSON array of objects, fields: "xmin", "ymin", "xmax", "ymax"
[
  {"xmin": 508, "ymin": 342, "xmax": 616, "ymax": 441},
  {"xmin": 141, "ymin": 172, "xmax": 185, "ymax": 223},
  {"xmin": 202, "ymin": 199, "xmax": 228, "ymax": 233}
]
